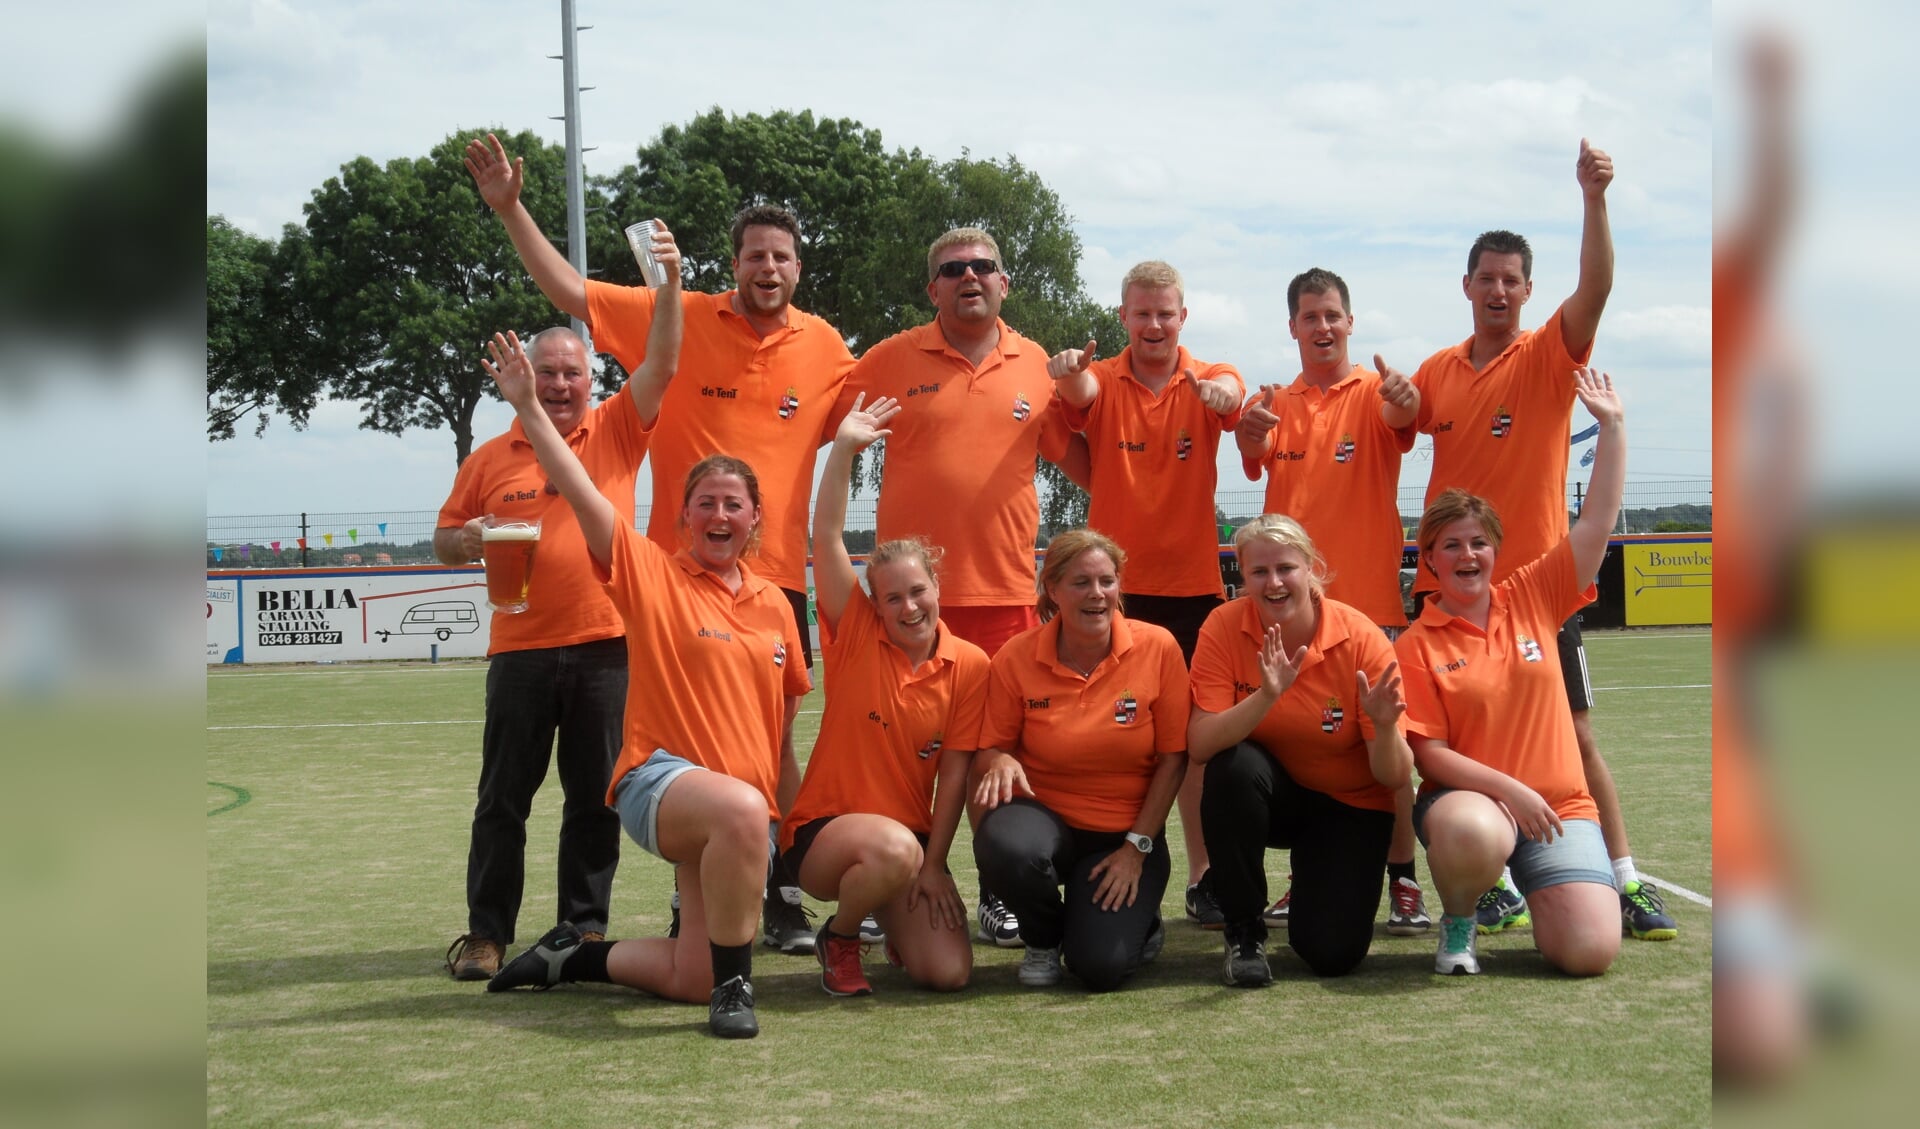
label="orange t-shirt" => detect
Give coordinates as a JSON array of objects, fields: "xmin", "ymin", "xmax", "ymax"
[
  {"xmin": 832, "ymin": 320, "xmax": 1071, "ymax": 607},
  {"xmin": 597, "ymin": 526, "xmax": 813, "ymax": 817},
  {"xmin": 1189, "ymin": 596, "xmax": 1402, "ymax": 812},
  {"xmin": 586, "ymin": 281, "xmax": 855, "ymax": 592},
  {"xmin": 437, "ymin": 383, "xmax": 651, "ymax": 655},
  {"xmin": 979, "ymin": 613, "xmax": 1190, "ymax": 832},
  {"xmin": 1394, "ymin": 539, "xmax": 1597, "ymax": 822},
  {"xmin": 1411, "ymin": 308, "xmax": 1590, "ymax": 592},
  {"xmin": 1060, "ymin": 346, "xmax": 1242, "ymax": 598},
  {"xmin": 779, "ymin": 586, "xmax": 991, "ymax": 849},
  {"xmin": 1242, "ymin": 366, "xmax": 1416, "ymax": 626}
]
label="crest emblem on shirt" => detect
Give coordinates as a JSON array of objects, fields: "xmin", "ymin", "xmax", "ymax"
[
  {"xmin": 1012, "ymin": 392, "xmax": 1032, "ymax": 422},
  {"xmin": 1321, "ymin": 698, "xmax": 1345, "ymax": 733},
  {"xmin": 1517, "ymin": 635, "xmax": 1543, "ymax": 663},
  {"xmin": 1334, "ymin": 434, "xmax": 1356, "ymax": 463},
  {"xmin": 1175, "ymin": 428, "xmax": 1192, "ymax": 461},
  {"xmin": 918, "ymin": 731, "xmax": 944, "ymax": 760},
  {"xmin": 772, "ymin": 642, "xmax": 787, "ymax": 667},
  {"xmin": 1490, "ymin": 405, "xmax": 1513, "ymax": 439},
  {"xmin": 1114, "ymin": 692, "xmax": 1138, "ymax": 725},
  {"xmin": 777, "ymin": 387, "xmax": 800, "ymax": 420}
]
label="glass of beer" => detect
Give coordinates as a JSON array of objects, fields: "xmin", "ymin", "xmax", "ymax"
[{"xmin": 482, "ymin": 515, "xmax": 540, "ymax": 614}]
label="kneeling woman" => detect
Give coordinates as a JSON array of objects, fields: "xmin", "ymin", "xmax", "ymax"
[
  {"xmin": 780, "ymin": 395, "xmax": 988, "ymax": 997},
  {"xmin": 1187, "ymin": 515, "xmax": 1412, "ymax": 986},
  {"xmin": 1396, "ymin": 366, "xmax": 1627, "ymax": 977},
  {"xmin": 481, "ymin": 329, "xmax": 810, "ymax": 1039},
  {"xmin": 972, "ymin": 530, "xmax": 1189, "ymax": 991}
]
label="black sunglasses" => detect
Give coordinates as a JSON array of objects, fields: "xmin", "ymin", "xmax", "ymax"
[{"xmin": 935, "ymin": 258, "xmax": 1000, "ymax": 279}]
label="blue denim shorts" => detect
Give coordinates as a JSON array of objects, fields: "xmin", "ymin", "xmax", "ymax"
[
  {"xmin": 612, "ymin": 750, "xmax": 702, "ymax": 862},
  {"xmin": 1413, "ymin": 787, "xmax": 1613, "ymax": 894}
]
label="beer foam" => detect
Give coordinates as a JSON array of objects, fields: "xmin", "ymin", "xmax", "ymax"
[{"xmin": 482, "ymin": 524, "xmax": 540, "ymax": 541}]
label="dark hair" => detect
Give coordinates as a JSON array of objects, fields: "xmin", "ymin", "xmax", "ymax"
[
  {"xmin": 679, "ymin": 454, "xmax": 764, "ymax": 556},
  {"xmin": 730, "ymin": 205, "xmax": 803, "ymax": 257},
  {"xmin": 1467, "ymin": 230, "xmax": 1532, "ymax": 280},
  {"xmin": 1286, "ymin": 268, "xmax": 1351, "ymax": 319}
]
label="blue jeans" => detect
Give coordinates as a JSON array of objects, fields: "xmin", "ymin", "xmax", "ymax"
[{"xmin": 466, "ymin": 637, "xmax": 625, "ymax": 943}]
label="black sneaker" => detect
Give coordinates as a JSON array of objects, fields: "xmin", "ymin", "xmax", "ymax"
[
  {"xmin": 1185, "ymin": 874, "xmax": 1226, "ymax": 930},
  {"xmin": 488, "ymin": 922, "xmax": 581, "ymax": 992},
  {"xmin": 1140, "ymin": 916, "xmax": 1167, "ymax": 965},
  {"xmin": 762, "ymin": 887, "xmax": 817, "ymax": 954},
  {"xmin": 1223, "ymin": 926, "xmax": 1272, "ymax": 988},
  {"xmin": 708, "ymin": 975, "xmax": 759, "ymax": 1039}
]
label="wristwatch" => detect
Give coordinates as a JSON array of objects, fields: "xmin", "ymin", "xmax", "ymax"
[{"xmin": 1124, "ymin": 831, "xmax": 1154, "ymax": 854}]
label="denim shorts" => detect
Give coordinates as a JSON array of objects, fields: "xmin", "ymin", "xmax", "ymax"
[
  {"xmin": 612, "ymin": 749, "xmax": 702, "ymax": 862},
  {"xmin": 1412, "ymin": 787, "xmax": 1613, "ymax": 894}
]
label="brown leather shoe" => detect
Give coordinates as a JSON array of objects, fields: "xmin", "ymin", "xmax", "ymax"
[{"xmin": 447, "ymin": 934, "xmax": 503, "ymax": 981}]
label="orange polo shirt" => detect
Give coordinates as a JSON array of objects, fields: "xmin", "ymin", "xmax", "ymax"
[
  {"xmin": 1060, "ymin": 346, "xmax": 1242, "ymax": 598},
  {"xmin": 1190, "ymin": 596, "xmax": 1402, "ymax": 813},
  {"xmin": 1241, "ymin": 366, "xmax": 1416, "ymax": 626},
  {"xmin": 980, "ymin": 613, "xmax": 1189, "ymax": 832},
  {"xmin": 779, "ymin": 586, "xmax": 990, "ymax": 849},
  {"xmin": 832, "ymin": 319, "xmax": 1071, "ymax": 607},
  {"xmin": 1411, "ymin": 308, "xmax": 1590, "ymax": 593},
  {"xmin": 597, "ymin": 525, "xmax": 813, "ymax": 818},
  {"xmin": 1394, "ymin": 539, "xmax": 1597, "ymax": 822},
  {"xmin": 437, "ymin": 382, "xmax": 651, "ymax": 655},
  {"xmin": 586, "ymin": 281, "xmax": 855, "ymax": 592}
]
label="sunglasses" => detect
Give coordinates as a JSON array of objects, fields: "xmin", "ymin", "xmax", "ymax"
[{"xmin": 935, "ymin": 258, "xmax": 1000, "ymax": 280}]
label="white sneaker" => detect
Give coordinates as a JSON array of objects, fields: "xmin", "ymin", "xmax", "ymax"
[
  {"xmin": 976, "ymin": 892, "xmax": 1023, "ymax": 948},
  {"xmin": 1017, "ymin": 945, "xmax": 1062, "ymax": 987},
  {"xmin": 857, "ymin": 913, "xmax": 885, "ymax": 944},
  {"xmin": 1434, "ymin": 913, "xmax": 1480, "ymax": 976}
]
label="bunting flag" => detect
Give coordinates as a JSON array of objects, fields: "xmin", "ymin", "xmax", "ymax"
[
  {"xmin": 239, "ymin": 544, "xmax": 251, "ymax": 559},
  {"xmin": 1570, "ymin": 422, "xmax": 1599, "ymax": 445},
  {"xmin": 1581, "ymin": 446, "xmax": 1597, "ymax": 467},
  {"xmin": 272, "ymin": 541, "xmax": 281, "ymax": 552},
  {"xmin": 378, "ymin": 522, "xmax": 388, "ymax": 536},
  {"xmin": 297, "ymin": 538, "xmax": 307, "ymax": 549},
  {"xmin": 348, "ymin": 528, "xmax": 358, "ymax": 542},
  {"xmin": 323, "ymin": 533, "xmax": 334, "ymax": 547},
  {"xmin": 212, "ymin": 547, "xmax": 224, "ymax": 562}
]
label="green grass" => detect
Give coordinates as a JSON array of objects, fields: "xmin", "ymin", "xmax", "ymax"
[{"xmin": 207, "ymin": 630, "xmax": 1712, "ymax": 1127}]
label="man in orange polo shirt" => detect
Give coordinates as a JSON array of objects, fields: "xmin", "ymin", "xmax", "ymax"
[
  {"xmin": 1385, "ymin": 139, "xmax": 1674, "ymax": 940},
  {"xmin": 466, "ymin": 133, "xmax": 852, "ymax": 954},
  {"xmin": 436, "ymin": 325, "xmax": 653, "ymax": 981},
  {"xmin": 1233, "ymin": 267, "xmax": 1429, "ymax": 936},
  {"xmin": 1046, "ymin": 259, "xmax": 1241, "ymax": 931},
  {"xmin": 826, "ymin": 226, "xmax": 1077, "ymax": 946}
]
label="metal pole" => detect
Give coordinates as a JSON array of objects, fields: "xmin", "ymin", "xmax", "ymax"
[
  {"xmin": 559, "ymin": 0, "xmax": 592, "ymax": 354},
  {"xmin": 301, "ymin": 512, "xmax": 310, "ymax": 568}
]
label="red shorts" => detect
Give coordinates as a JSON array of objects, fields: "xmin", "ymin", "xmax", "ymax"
[{"xmin": 939, "ymin": 604, "xmax": 1038, "ymax": 659}]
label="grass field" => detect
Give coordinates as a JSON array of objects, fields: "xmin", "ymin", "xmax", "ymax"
[{"xmin": 207, "ymin": 629, "xmax": 1712, "ymax": 1127}]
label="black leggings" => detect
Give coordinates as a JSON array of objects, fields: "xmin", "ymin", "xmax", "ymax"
[
  {"xmin": 1200, "ymin": 742, "xmax": 1392, "ymax": 977},
  {"xmin": 973, "ymin": 797, "xmax": 1170, "ymax": 992}
]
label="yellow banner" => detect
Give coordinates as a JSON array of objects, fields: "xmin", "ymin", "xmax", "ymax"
[{"xmin": 1623, "ymin": 542, "xmax": 1712, "ymax": 626}]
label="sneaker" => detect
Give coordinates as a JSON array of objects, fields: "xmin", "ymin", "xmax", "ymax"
[
  {"xmin": 487, "ymin": 922, "xmax": 581, "ymax": 992},
  {"xmin": 1263, "ymin": 881, "xmax": 1291, "ymax": 930},
  {"xmin": 708, "ymin": 975, "xmax": 759, "ymax": 1039},
  {"xmin": 976, "ymin": 892, "xmax": 1023, "ymax": 948},
  {"xmin": 446, "ymin": 934, "xmax": 503, "ymax": 982},
  {"xmin": 1475, "ymin": 879, "xmax": 1531, "ymax": 935},
  {"xmin": 1435, "ymin": 913, "xmax": 1480, "ymax": 975},
  {"xmin": 1621, "ymin": 879, "xmax": 1679, "ymax": 941},
  {"xmin": 667, "ymin": 890, "xmax": 680, "ymax": 939},
  {"xmin": 1018, "ymin": 945, "xmax": 1062, "ymax": 987},
  {"xmin": 762, "ymin": 886, "xmax": 817, "ymax": 954},
  {"xmin": 858, "ymin": 914, "xmax": 886, "ymax": 944},
  {"xmin": 1140, "ymin": 917, "xmax": 1167, "ymax": 965},
  {"xmin": 1185, "ymin": 874, "xmax": 1226, "ymax": 930},
  {"xmin": 1223, "ymin": 928, "xmax": 1273, "ymax": 988},
  {"xmin": 815, "ymin": 924, "xmax": 873, "ymax": 997},
  {"xmin": 1387, "ymin": 877, "xmax": 1433, "ymax": 936}
]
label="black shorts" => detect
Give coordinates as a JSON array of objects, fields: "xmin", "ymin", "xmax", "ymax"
[
  {"xmin": 1557, "ymin": 612, "xmax": 1593, "ymax": 712},
  {"xmin": 1121, "ymin": 593, "xmax": 1223, "ymax": 663},
  {"xmin": 781, "ymin": 586, "xmax": 815, "ymax": 670},
  {"xmin": 784, "ymin": 814, "xmax": 933, "ymax": 882}
]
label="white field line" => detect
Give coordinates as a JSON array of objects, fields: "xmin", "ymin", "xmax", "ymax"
[
  {"xmin": 209, "ymin": 709, "xmax": 826, "ymax": 731},
  {"xmin": 1635, "ymin": 873, "xmax": 1713, "ymax": 908},
  {"xmin": 1592, "ymin": 683, "xmax": 1710, "ymax": 691}
]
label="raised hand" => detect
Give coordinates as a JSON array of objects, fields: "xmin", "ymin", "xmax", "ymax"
[
  {"xmin": 1235, "ymin": 386, "xmax": 1280, "ymax": 450},
  {"xmin": 1257, "ymin": 624, "xmax": 1307, "ymax": 698},
  {"xmin": 1375, "ymin": 354, "xmax": 1416, "ymax": 409},
  {"xmin": 647, "ymin": 219, "xmax": 682, "ymax": 286},
  {"xmin": 1576, "ymin": 138, "xmax": 1614, "ymax": 200},
  {"xmin": 833, "ymin": 392, "xmax": 901, "ymax": 451},
  {"xmin": 480, "ymin": 331, "xmax": 535, "ymax": 409},
  {"xmin": 1189, "ymin": 368, "xmax": 1239, "ymax": 413},
  {"xmin": 463, "ymin": 133, "xmax": 523, "ymax": 213},
  {"xmin": 1047, "ymin": 338, "xmax": 1098, "ymax": 380},
  {"xmin": 1356, "ymin": 662, "xmax": 1406, "ymax": 729},
  {"xmin": 1571, "ymin": 366, "xmax": 1622, "ymax": 427}
]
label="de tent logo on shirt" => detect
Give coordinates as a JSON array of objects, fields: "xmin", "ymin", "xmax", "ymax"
[
  {"xmin": 1517, "ymin": 635, "xmax": 1543, "ymax": 663},
  {"xmin": 1113, "ymin": 692, "xmax": 1138, "ymax": 725},
  {"xmin": 1012, "ymin": 392, "xmax": 1032, "ymax": 422},
  {"xmin": 1321, "ymin": 698, "xmax": 1345, "ymax": 733},
  {"xmin": 1333, "ymin": 434, "xmax": 1356, "ymax": 463},
  {"xmin": 777, "ymin": 387, "xmax": 800, "ymax": 420},
  {"xmin": 772, "ymin": 642, "xmax": 787, "ymax": 667},
  {"xmin": 1490, "ymin": 405, "xmax": 1513, "ymax": 439}
]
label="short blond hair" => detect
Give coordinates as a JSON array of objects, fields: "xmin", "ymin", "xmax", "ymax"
[
  {"xmin": 927, "ymin": 227, "xmax": 1004, "ymax": 282},
  {"xmin": 1120, "ymin": 260, "xmax": 1184, "ymax": 306},
  {"xmin": 1232, "ymin": 514, "xmax": 1331, "ymax": 598},
  {"xmin": 1035, "ymin": 528, "xmax": 1126, "ymax": 622},
  {"xmin": 866, "ymin": 537, "xmax": 943, "ymax": 588},
  {"xmin": 1416, "ymin": 488, "xmax": 1505, "ymax": 556}
]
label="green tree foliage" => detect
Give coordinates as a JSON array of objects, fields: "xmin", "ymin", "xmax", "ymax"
[{"xmin": 207, "ymin": 216, "xmax": 325, "ymax": 438}]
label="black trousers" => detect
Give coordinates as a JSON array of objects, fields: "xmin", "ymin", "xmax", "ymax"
[
  {"xmin": 467, "ymin": 637, "xmax": 625, "ymax": 943},
  {"xmin": 1200, "ymin": 742, "xmax": 1392, "ymax": 977},
  {"xmin": 973, "ymin": 797, "xmax": 1170, "ymax": 992}
]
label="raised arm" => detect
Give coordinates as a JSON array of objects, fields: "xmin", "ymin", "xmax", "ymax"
[
  {"xmin": 813, "ymin": 393, "xmax": 901, "ymax": 634},
  {"xmin": 1559, "ymin": 138, "xmax": 1615, "ymax": 357},
  {"xmin": 1046, "ymin": 339, "xmax": 1099, "ymax": 409},
  {"xmin": 1567, "ymin": 367, "xmax": 1625, "ymax": 586},
  {"xmin": 1234, "ymin": 386, "xmax": 1279, "ymax": 476},
  {"xmin": 1375, "ymin": 354, "xmax": 1421, "ymax": 430},
  {"xmin": 622, "ymin": 222, "xmax": 684, "ymax": 427},
  {"xmin": 480, "ymin": 331, "xmax": 618, "ymax": 566},
  {"xmin": 464, "ymin": 133, "xmax": 589, "ymax": 321}
]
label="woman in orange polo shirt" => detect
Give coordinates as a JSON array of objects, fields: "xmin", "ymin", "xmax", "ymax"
[
  {"xmin": 1187, "ymin": 515, "xmax": 1413, "ymax": 987},
  {"xmin": 477, "ymin": 325, "xmax": 810, "ymax": 1040},
  {"xmin": 972, "ymin": 530, "xmax": 1189, "ymax": 991},
  {"xmin": 780, "ymin": 394, "xmax": 989, "ymax": 998},
  {"xmin": 1395, "ymin": 366, "xmax": 1627, "ymax": 978}
]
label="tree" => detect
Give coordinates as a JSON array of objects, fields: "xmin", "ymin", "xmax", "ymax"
[{"xmin": 207, "ymin": 216, "xmax": 324, "ymax": 438}]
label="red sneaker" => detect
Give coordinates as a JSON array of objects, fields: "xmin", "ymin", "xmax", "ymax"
[{"xmin": 815, "ymin": 924, "xmax": 873, "ymax": 997}]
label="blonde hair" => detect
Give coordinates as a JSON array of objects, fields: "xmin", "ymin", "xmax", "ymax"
[
  {"xmin": 1232, "ymin": 514, "xmax": 1331, "ymax": 599},
  {"xmin": 678, "ymin": 453, "xmax": 764, "ymax": 557},
  {"xmin": 1416, "ymin": 488, "xmax": 1504, "ymax": 556},
  {"xmin": 866, "ymin": 537, "xmax": 943, "ymax": 589},
  {"xmin": 927, "ymin": 227, "xmax": 1005, "ymax": 282},
  {"xmin": 1035, "ymin": 529, "xmax": 1126, "ymax": 622},
  {"xmin": 1120, "ymin": 260, "xmax": 1184, "ymax": 306}
]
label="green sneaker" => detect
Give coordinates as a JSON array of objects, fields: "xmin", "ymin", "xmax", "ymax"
[
  {"xmin": 1474, "ymin": 880, "xmax": 1531, "ymax": 935},
  {"xmin": 1621, "ymin": 879, "xmax": 1679, "ymax": 941},
  {"xmin": 1435, "ymin": 914, "xmax": 1480, "ymax": 975}
]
